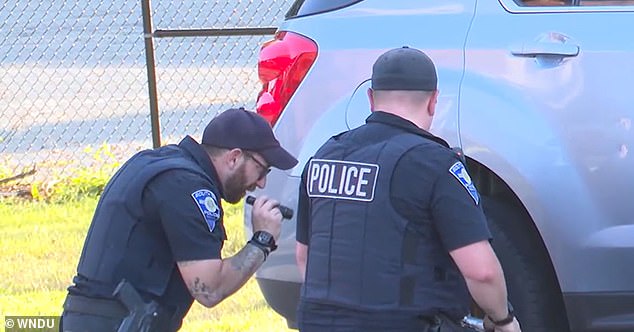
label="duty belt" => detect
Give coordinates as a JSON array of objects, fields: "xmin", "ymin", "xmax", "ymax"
[{"xmin": 63, "ymin": 294, "xmax": 128, "ymax": 319}]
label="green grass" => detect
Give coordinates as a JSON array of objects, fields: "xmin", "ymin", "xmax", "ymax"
[{"xmin": 0, "ymin": 197, "xmax": 295, "ymax": 332}]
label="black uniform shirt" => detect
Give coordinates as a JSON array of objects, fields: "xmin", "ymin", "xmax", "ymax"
[
  {"xmin": 142, "ymin": 136, "xmax": 226, "ymax": 261},
  {"xmin": 297, "ymin": 111, "xmax": 491, "ymax": 252},
  {"xmin": 69, "ymin": 136, "xmax": 225, "ymax": 307}
]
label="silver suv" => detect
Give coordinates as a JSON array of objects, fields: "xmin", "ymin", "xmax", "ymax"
[{"xmin": 245, "ymin": 1, "xmax": 634, "ymax": 331}]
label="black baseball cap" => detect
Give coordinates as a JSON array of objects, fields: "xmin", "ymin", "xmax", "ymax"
[
  {"xmin": 371, "ymin": 46, "xmax": 437, "ymax": 91},
  {"xmin": 202, "ymin": 108, "xmax": 298, "ymax": 170}
]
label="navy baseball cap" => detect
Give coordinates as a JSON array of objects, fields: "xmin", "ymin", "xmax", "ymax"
[
  {"xmin": 202, "ymin": 108, "xmax": 298, "ymax": 170},
  {"xmin": 371, "ymin": 46, "xmax": 437, "ymax": 91}
]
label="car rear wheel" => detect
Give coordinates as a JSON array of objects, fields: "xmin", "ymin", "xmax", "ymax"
[{"xmin": 482, "ymin": 197, "xmax": 570, "ymax": 332}]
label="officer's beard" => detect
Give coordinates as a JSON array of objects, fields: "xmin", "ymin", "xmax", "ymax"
[{"xmin": 224, "ymin": 163, "xmax": 248, "ymax": 204}]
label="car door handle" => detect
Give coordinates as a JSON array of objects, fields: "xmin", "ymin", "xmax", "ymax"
[{"xmin": 511, "ymin": 42, "xmax": 579, "ymax": 57}]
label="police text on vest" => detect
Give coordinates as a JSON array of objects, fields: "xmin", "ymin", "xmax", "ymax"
[{"xmin": 307, "ymin": 159, "xmax": 379, "ymax": 201}]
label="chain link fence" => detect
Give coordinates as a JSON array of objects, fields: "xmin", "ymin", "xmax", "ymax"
[{"xmin": 0, "ymin": 0, "xmax": 292, "ymax": 188}]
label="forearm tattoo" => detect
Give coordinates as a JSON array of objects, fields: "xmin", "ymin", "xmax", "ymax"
[
  {"xmin": 191, "ymin": 277, "xmax": 222, "ymax": 305},
  {"xmin": 188, "ymin": 244, "xmax": 265, "ymax": 305},
  {"xmin": 230, "ymin": 243, "xmax": 265, "ymax": 273}
]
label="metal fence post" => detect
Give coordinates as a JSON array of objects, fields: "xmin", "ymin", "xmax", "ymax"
[{"xmin": 141, "ymin": 0, "xmax": 161, "ymax": 148}]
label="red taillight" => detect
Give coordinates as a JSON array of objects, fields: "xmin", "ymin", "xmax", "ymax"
[{"xmin": 256, "ymin": 31, "xmax": 317, "ymax": 126}]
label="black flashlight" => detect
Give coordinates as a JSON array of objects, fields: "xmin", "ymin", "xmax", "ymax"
[{"xmin": 245, "ymin": 195, "xmax": 294, "ymax": 220}]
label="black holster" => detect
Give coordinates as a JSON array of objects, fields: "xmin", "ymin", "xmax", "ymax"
[{"xmin": 113, "ymin": 279, "xmax": 175, "ymax": 332}]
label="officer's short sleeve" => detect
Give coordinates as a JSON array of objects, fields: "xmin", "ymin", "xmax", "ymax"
[
  {"xmin": 296, "ymin": 162, "xmax": 311, "ymax": 245},
  {"xmin": 431, "ymin": 158, "xmax": 492, "ymax": 251},
  {"xmin": 144, "ymin": 169, "xmax": 223, "ymax": 261}
]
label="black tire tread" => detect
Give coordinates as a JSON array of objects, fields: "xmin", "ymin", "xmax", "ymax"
[{"xmin": 482, "ymin": 196, "xmax": 570, "ymax": 332}]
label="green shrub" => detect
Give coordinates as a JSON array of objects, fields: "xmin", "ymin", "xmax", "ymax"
[{"xmin": 29, "ymin": 144, "xmax": 120, "ymax": 203}]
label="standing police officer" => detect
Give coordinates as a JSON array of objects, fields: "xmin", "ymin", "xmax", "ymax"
[
  {"xmin": 61, "ymin": 108, "xmax": 297, "ymax": 331},
  {"xmin": 295, "ymin": 47, "xmax": 521, "ymax": 332}
]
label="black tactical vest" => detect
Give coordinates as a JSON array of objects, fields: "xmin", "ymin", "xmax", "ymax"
[
  {"xmin": 75, "ymin": 142, "xmax": 221, "ymax": 326},
  {"xmin": 302, "ymin": 131, "xmax": 468, "ymax": 314}
]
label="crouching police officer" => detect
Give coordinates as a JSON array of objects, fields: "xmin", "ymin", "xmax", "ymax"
[
  {"xmin": 61, "ymin": 108, "xmax": 297, "ymax": 331},
  {"xmin": 295, "ymin": 47, "xmax": 521, "ymax": 332}
]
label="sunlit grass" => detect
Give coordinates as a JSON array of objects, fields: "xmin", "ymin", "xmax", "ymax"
[{"xmin": 0, "ymin": 197, "xmax": 294, "ymax": 331}]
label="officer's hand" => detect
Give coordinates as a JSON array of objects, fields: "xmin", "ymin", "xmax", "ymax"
[
  {"xmin": 483, "ymin": 316, "xmax": 521, "ymax": 332},
  {"xmin": 483, "ymin": 315, "xmax": 494, "ymax": 332},
  {"xmin": 496, "ymin": 318, "xmax": 521, "ymax": 332},
  {"xmin": 249, "ymin": 195, "xmax": 282, "ymax": 241}
]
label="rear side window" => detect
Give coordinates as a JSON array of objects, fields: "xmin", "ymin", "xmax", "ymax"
[{"xmin": 286, "ymin": 0, "xmax": 365, "ymax": 19}]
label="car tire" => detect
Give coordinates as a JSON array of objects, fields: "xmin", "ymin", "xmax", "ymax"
[{"xmin": 482, "ymin": 197, "xmax": 570, "ymax": 332}]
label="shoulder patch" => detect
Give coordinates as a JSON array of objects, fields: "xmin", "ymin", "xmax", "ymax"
[
  {"xmin": 449, "ymin": 161, "xmax": 480, "ymax": 205},
  {"xmin": 191, "ymin": 189, "xmax": 220, "ymax": 232}
]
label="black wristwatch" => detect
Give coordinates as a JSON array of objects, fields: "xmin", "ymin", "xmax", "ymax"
[
  {"xmin": 248, "ymin": 231, "xmax": 278, "ymax": 260},
  {"xmin": 488, "ymin": 302, "xmax": 515, "ymax": 327}
]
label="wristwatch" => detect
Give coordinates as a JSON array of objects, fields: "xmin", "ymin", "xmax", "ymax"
[
  {"xmin": 248, "ymin": 231, "xmax": 278, "ymax": 260},
  {"xmin": 488, "ymin": 302, "xmax": 515, "ymax": 327}
]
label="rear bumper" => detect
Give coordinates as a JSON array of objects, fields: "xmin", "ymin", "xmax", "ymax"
[
  {"xmin": 257, "ymin": 278, "xmax": 301, "ymax": 329},
  {"xmin": 565, "ymin": 292, "xmax": 634, "ymax": 331}
]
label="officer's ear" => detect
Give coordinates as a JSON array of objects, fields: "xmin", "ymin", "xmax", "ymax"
[
  {"xmin": 427, "ymin": 90, "xmax": 439, "ymax": 117},
  {"xmin": 367, "ymin": 88, "xmax": 375, "ymax": 112},
  {"xmin": 225, "ymin": 148, "xmax": 244, "ymax": 170}
]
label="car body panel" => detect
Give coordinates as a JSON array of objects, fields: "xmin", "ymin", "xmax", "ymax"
[
  {"xmin": 247, "ymin": 0, "xmax": 477, "ymax": 281},
  {"xmin": 461, "ymin": 0, "xmax": 634, "ymax": 293}
]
